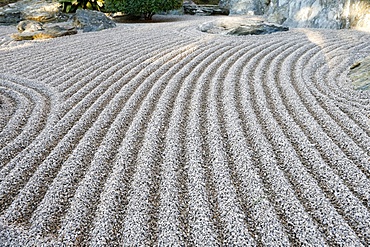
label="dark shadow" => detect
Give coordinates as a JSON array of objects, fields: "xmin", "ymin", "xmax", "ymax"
[
  {"xmin": 112, "ymin": 14, "xmax": 186, "ymax": 23},
  {"xmin": 193, "ymin": 0, "xmax": 220, "ymax": 4}
]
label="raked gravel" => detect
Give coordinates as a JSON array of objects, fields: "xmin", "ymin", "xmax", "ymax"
[{"xmin": 0, "ymin": 15, "xmax": 370, "ymax": 246}]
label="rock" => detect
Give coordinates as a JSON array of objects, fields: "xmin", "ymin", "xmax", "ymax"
[
  {"xmin": 219, "ymin": 0, "xmax": 268, "ymax": 15},
  {"xmin": 198, "ymin": 16, "xmax": 288, "ymax": 35},
  {"xmin": 265, "ymin": 0, "xmax": 346, "ymax": 29},
  {"xmin": 0, "ymin": 0, "xmax": 63, "ymax": 24},
  {"xmin": 345, "ymin": 1, "xmax": 370, "ymax": 31},
  {"xmin": 22, "ymin": 1, "xmax": 61, "ymax": 22},
  {"xmin": 218, "ymin": 0, "xmax": 370, "ymax": 29},
  {"xmin": 0, "ymin": 4, "xmax": 22, "ymax": 23},
  {"xmin": 10, "ymin": 7, "xmax": 116, "ymax": 40},
  {"xmin": 183, "ymin": 1, "xmax": 229, "ymax": 15},
  {"xmin": 349, "ymin": 56, "xmax": 370, "ymax": 90},
  {"xmin": 227, "ymin": 23, "xmax": 288, "ymax": 35},
  {"xmin": 12, "ymin": 22, "xmax": 77, "ymax": 40},
  {"xmin": 17, "ymin": 19, "xmax": 43, "ymax": 32},
  {"xmin": 73, "ymin": 9, "xmax": 116, "ymax": 32}
]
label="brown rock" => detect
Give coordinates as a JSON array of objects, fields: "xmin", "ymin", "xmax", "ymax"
[
  {"xmin": 17, "ymin": 20, "xmax": 43, "ymax": 33},
  {"xmin": 12, "ymin": 24, "xmax": 77, "ymax": 40}
]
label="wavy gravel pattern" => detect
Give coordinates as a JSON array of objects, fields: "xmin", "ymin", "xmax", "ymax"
[{"xmin": 0, "ymin": 15, "xmax": 369, "ymax": 246}]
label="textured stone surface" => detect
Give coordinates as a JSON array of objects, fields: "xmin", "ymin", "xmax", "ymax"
[
  {"xmin": 12, "ymin": 21, "xmax": 77, "ymax": 40},
  {"xmin": 0, "ymin": 0, "xmax": 62, "ymax": 24},
  {"xmin": 350, "ymin": 56, "xmax": 370, "ymax": 90},
  {"xmin": 11, "ymin": 25, "xmax": 77, "ymax": 40},
  {"xmin": 219, "ymin": 0, "xmax": 268, "ymax": 15},
  {"xmin": 9, "ymin": 8, "xmax": 115, "ymax": 40},
  {"xmin": 345, "ymin": 1, "xmax": 370, "ymax": 30},
  {"xmin": 266, "ymin": 0, "xmax": 346, "ymax": 29},
  {"xmin": 17, "ymin": 19, "xmax": 43, "ymax": 32},
  {"xmin": 183, "ymin": 2, "xmax": 229, "ymax": 15},
  {"xmin": 22, "ymin": 0, "xmax": 61, "ymax": 22},
  {"xmin": 219, "ymin": 0, "xmax": 370, "ymax": 29},
  {"xmin": 198, "ymin": 16, "xmax": 288, "ymax": 35},
  {"xmin": 73, "ymin": 9, "xmax": 116, "ymax": 32},
  {"xmin": 0, "ymin": 6, "xmax": 22, "ymax": 23}
]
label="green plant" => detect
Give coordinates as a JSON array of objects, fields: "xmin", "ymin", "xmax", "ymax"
[
  {"xmin": 105, "ymin": 0, "xmax": 183, "ymax": 20},
  {"xmin": 60, "ymin": 0, "xmax": 104, "ymax": 13}
]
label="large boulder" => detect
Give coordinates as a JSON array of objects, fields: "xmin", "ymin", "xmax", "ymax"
[
  {"xmin": 0, "ymin": 0, "xmax": 63, "ymax": 24},
  {"xmin": 198, "ymin": 16, "xmax": 288, "ymax": 35},
  {"xmin": 218, "ymin": 0, "xmax": 370, "ymax": 29},
  {"xmin": 219, "ymin": 0, "xmax": 268, "ymax": 15},
  {"xmin": 345, "ymin": 1, "xmax": 370, "ymax": 31},
  {"xmin": 10, "ymin": 9, "xmax": 117, "ymax": 40},
  {"xmin": 0, "ymin": 3, "xmax": 23, "ymax": 23},
  {"xmin": 265, "ymin": 0, "xmax": 346, "ymax": 29},
  {"xmin": 22, "ymin": 1, "xmax": 62, "ymax": 22},
  {"xmin": 73, "ymin": 9, "xmax": 116, "ymax": 32}
]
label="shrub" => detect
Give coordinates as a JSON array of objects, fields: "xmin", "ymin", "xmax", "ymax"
[
  {"xmin": 60, "ymin": 0, "xmax": 104, "ymax": 13},
  {"xmin": 105, "ymin": 0, "xmax": 183, "ymax": 20}
]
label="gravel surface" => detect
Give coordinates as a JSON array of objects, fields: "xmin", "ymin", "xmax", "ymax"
[{"xmin": 0, "ymin": 15, "xmax": 370, "ymax": 246}]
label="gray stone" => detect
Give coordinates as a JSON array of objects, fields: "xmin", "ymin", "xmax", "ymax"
[
  {"xmin": 265, "ymin": 0, "xmax": 346, "ymax": 29},
  {"xmin": 227, "ymin": 23, "xmax": 288, "ymax": 35},
  {"xmin": 73, "ymin": 9, "xmax": 116, "ymax": 32},
  {"xmin": 218, "ymin": 0, "xmax": 370, "ymax": 30},
  {"xmin": 17, "ymin": 19, "xmax": 43, "ymax": 32},
  {"xmin": 12, "ymin": 22, "xmax": 77, "ymax": 40},
  {"xmin": 10, "ymin": 6, "xmax": 116, "ymax": 40},
  {"xmin": 198, "ymin": 16, "xmax": 288, "ymax": 35},
  {"xmin": 183, "ymin": 2, "xmax": 229, "ymax": 16},
  {"xmin": 0, "ymin": 5, "xmax": 22, "ymax": 24},
  {"xmin": 219, "ymin": 0, "xmax": 268, "ymax": 15},
  {"xmin": 0, "ymin": 0, "xmax": 62, "ymax": 24}
]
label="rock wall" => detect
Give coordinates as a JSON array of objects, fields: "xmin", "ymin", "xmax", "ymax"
[
  {"xmin": 219, "ymin": 0, "xmax": 370, "ymax": 29},
  {"xmin": 219, "ymin": 0, "xmax": 268, "ymax": 15},
  {"xmin": 266, "ymin": 0, "xmax": 347, "ymax": 29}
]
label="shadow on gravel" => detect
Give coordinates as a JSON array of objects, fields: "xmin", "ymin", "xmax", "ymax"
[{"xmin": 112, "ymin": 14, "xmax": 184, "ymax": 24}]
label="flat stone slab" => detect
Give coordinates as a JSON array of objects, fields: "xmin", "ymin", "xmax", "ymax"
[
  {"xmin": 198, "ymin": 16, "xmax": 289, "ymax": 35},
  {"xmin": 349, "ymin": 56, "xmax": 370, "ymax": 90},
  {"xmin": 11, "ymin": 20, "xmax": 77, "ymax": 40}
]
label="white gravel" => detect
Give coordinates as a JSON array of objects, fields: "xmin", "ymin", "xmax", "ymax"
[{"xmin": 0, "ymin": 15, "xmax": 369, "ymax": 246}]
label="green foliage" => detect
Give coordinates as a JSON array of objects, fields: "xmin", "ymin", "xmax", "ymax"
[
  {"xmin": 60, "ymin": 0, "xmax": 104, "ymax": 13},
  {"xmin": 105, "ymin": 0, "xmax": 183, "ymax": 20}
]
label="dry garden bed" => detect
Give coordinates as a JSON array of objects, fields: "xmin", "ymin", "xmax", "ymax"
[{"xmin": 0, "ymin": 15, "xmax": 370, "ymax": 246}]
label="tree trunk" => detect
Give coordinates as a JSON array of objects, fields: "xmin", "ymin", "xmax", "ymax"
[{"xmin": 144, "ymin": 12, "xmax": 154, "ymax": 20}]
